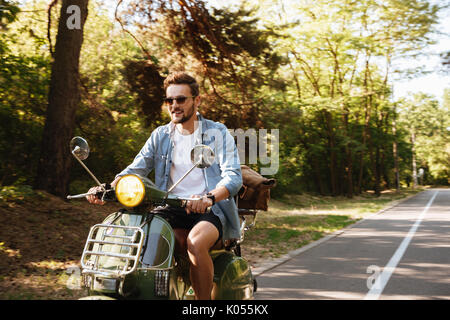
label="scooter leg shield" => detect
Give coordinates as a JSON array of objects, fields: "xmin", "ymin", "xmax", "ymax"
[{"xmin": 211, "ymin": 251, "xmax": 254, "ymax": 300}]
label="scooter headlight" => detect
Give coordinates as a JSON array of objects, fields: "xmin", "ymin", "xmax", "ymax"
[{"xmin": 115, "ymin": 175, "xmax": 145, "ymax": 207}]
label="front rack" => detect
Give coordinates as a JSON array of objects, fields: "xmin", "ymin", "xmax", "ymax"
[{"xmin": 81, "ymin": 224, "xmax": 145, "ymax": 277}]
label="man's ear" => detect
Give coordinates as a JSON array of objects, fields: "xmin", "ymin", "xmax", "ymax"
[{"xmin": 194, "ymin": 95, "xmax": 201, "ymax": 108}]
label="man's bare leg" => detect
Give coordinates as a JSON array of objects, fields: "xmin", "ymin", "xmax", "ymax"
[{"xmin": 187, "ymin": 221, "xmax": 219, "ymax": 300}]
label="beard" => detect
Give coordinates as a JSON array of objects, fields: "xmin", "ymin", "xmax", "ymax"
[{"xmin": 171, "ymin": 101, "xmax": 196, "ymax": 124}]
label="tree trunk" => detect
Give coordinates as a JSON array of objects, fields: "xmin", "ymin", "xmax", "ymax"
[
  {"xmin": 342, "ymin": 112, "xmax": 353, "ymax": 198},
  {"xmin": 392, "ymin": 107, "xmax": 400, "ymax": 191},
  {"xmin": 312, "ymin": 156, "xmax": 326, "ymax": 195},
  {"xmin": 411, "ymin": 131, "xmax": 418, "ymax": 188},
  {"xmin": 374, "ymin": 146, "xmax": 381, "ymax": 196},
  {"xmin": 323, "ymin": 111, "xmax": 338, "ymax": 196},
  {"xmin": 358, "ymin": 58, "xmax": 371, "ymax": 194},
  {"xmin": 34, "ymin": 0, "xmax": 89, "ymax": 198}
]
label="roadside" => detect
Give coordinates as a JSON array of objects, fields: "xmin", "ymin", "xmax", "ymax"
[
  {"xmin": 0, "ymin": 185, "xmax": 424, "ymax": 299},
  {"xmin": 253, "ymin": 188, "xmax": 450, "ymax": 299},
  {"xmin": 242, "ymin": 188, "xmax": 424, "ymax": 270}
]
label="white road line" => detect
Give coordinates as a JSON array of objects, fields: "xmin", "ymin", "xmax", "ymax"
[{"xmin": 364, "ymin": 191, "xmax": 439, "ymax": 300}]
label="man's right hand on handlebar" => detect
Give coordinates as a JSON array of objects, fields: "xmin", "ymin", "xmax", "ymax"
[
  {"xmin": 86, "ymin": 186, "xmax": 106, "ymax": 205},
  {"xmin": 86, "ymin": 177, "xmax": 120, "ymax": 205}
]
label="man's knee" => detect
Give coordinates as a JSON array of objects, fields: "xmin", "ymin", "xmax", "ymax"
[
  {"xmin": 186, "ymin": 222, "xmax": 220, "ymax": 257},
  {"xmin": 186, "ymin": 234, "xmax": 205, "ymax": 256}
]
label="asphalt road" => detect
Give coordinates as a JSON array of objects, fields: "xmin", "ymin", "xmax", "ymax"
[{"xmin": 254, "ymin": 189, "xmax": 450, "ymax": 300}]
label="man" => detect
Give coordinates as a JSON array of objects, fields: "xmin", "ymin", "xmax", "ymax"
[{"xmin": 87, "ymin": 71, "xmax": 242, "ymax": 300}]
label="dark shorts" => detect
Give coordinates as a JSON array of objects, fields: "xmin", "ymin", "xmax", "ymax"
[{"xmin": 151, "ymin": 205, "xmax": 223, "ymax": 242}]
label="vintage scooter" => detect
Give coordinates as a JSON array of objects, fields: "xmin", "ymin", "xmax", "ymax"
[{"xmin": 67, "ymin": 137, "xmax": 260, "ymax": 300}]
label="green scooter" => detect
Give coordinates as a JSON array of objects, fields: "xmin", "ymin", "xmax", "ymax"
[{"xmin": 67, "ymin": 137, "xmax": 262, "ymax": 300}]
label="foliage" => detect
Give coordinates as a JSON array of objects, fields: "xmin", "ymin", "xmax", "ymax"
[
  {"xmin": 0, "ymin": 185, "xmax": 43, "ymax": 203},
  {"xmin": 0, "ymin": 0, "xmax": 448, "ymax": 197},
  {"xmin": 0, "ymin": 1, "xmax": 51, "ymax": 185},
  {"xmin": 398, "ymin": 92, "xmax": 450, "ymax": 184}
]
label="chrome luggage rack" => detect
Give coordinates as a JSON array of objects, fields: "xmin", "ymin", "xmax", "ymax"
[{"xmin": 81, "ymin": 223, "xmax": 145, "ymax": 277}]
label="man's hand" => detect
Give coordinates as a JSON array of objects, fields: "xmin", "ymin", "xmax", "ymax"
[
  {"xmin": 86, "ymin": 178, "xmax": 120, "ymax": 205},
  {"xmin": 186, "ymin": 194, "xmax": 213, "ymax": 214},
  {"xmin": 86, "ymin": 186, "xmax": 105, "ymax": 205}
]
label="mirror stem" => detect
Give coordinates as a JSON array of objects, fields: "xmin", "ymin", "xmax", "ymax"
[
  {"xmin": 72, "ymin": 150, "xmax": 105, "ymax": 191},
  {"xmin": 165, "ymin": 161, "xmax": 200, "ymax": 198}
]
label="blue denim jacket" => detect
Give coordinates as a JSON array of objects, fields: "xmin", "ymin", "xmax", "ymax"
[{"xmin": 115, "ymin": 113, "xmax": 243, "ymax": 240}]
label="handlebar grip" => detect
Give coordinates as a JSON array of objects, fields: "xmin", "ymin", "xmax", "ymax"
[
  {"xmin": 180, "ymin": 199, "xmax": 211, "ymax": 213},
  {"xmin": 95, "ymin": 186, "xmax": 116, "ymax": 202}
]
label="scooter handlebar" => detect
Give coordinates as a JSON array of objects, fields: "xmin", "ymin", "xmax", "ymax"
[{"xmin": 67, "ymin": 187, "xmax": 116, "ymax": 202}]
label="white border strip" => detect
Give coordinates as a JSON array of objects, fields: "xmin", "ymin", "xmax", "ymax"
[{"xmin": 364, "ymin": 191, "xmax": 439, "ymax": 300}]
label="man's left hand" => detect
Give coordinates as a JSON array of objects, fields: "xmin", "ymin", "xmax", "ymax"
[{"xmin": 186, "ymin": 194, "xmax": 213, "ymax": 214}]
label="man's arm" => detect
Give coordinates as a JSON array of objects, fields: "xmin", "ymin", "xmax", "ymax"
[
  {"xmin": 185, "ymin": 185, "xmax": 229, "ymax": 214},
  {"xmin": 86, "ymin": 130, "xmax": 158, "ymax": 205},
  {"xmin": 186, "ymin": 124, "xmax": 242, "ymax": 213}
]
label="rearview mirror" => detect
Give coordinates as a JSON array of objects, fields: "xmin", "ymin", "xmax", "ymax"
[
  {"xmin": 70, "ymin": 136, "xmax": 90, "ymax": 161},
  {"xmin": 191, "ymin": 145, "xmax": 215, "ymax": 168}
]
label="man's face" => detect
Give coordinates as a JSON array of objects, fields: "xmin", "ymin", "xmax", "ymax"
[{"xmin": 165, "ymin": 84, "xmax": 198, "ymax": 124}]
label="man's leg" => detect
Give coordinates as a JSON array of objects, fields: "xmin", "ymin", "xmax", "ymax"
[{"xmin": 186, "ymin": 221, "xmax": 219, "ymax": 300}]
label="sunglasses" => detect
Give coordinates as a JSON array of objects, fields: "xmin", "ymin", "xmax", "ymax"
[{"xmin": 164, "ymin": 96, "xmax": 196, "ymax": 105}]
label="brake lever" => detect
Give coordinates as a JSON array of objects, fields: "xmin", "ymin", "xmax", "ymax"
[{"xmin": 99, "ymin": 184, "xmax": 116, "ymax": 202}]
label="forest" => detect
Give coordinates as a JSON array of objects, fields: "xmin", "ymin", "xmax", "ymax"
[{"xmin": 1, "ymin": 0, "xmax": 449, "ymax": 200}]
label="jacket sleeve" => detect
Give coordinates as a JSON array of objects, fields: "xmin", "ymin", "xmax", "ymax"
[{"xmin": 214, "ymin": 124, "xmax": 243, "ymax": 197}]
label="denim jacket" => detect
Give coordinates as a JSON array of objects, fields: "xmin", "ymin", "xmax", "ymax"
[{"xmin": 115, "ymin": 113, "xmax": 243, "ymax": 240}]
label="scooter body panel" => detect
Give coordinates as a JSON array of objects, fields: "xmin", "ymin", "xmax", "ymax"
[{"xmin": 82, "ymin": 209, "xmax": 254, "ymax": 300}]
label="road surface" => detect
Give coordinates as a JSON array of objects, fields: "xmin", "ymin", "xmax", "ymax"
[{"xmin": 254, "ymin": 189, "xmax": 450, "ymax": 300}]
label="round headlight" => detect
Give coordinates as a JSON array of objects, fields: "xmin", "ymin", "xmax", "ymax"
[{"xmin": 115, "ymin": 175, "xmax": 145, "ymax": 207}]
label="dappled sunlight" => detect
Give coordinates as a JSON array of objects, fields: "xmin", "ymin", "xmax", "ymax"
[
  {"xmin": 26, "ymin": 260, "xmax": 79, "ymax": 271},
  {"xmin": 0, "ymin": 242, "xmax": 21, "ymax": 258},
  {"xmin": 303, "ymin": 290, "xmax": 364, "ymax": 300},
  {"xmin": 0, "ymin": 259, "xmax": 86, "ymax": 300},
  {"xmin": 256, "ymin": 287, "xmax": 365, "ymax": 300},
  {"xmin": 393, "ymin": 264, "xmax": 450, "ymax": 283},
  {"xmin": 379, "ymin": 294, "xmax": 445, "ymax": 300}
]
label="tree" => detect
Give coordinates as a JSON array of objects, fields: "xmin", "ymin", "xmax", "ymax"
[
  {"xmin": 114, "ymin": 0, "xmax": 285, "ymax": 129},
  {"xmin": 398, "ymin": 92, "xmax": 448, "ymax": 186},
  {"xmin": 35, "ymin": 0, "xmax": 89, "ymax": 197}
]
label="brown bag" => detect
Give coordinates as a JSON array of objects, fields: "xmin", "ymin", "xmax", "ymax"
[{"xmin": 237, "ymin": 165, "xmax": 276, "ymax": 211}]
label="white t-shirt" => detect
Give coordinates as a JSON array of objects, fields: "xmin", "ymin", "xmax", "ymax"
[{"xmin": 168, "ymin": 126, "xmax": 207, "ymax": 197}]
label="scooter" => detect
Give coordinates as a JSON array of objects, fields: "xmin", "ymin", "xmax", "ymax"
[{"xmin": 67, "ymin": 137, "xmax": 263, "ymax": 300}]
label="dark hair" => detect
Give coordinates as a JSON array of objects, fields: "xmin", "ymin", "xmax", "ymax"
[{"xmin": 163, "ymin": 72, "xmax": 199, "ymax": 97}]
